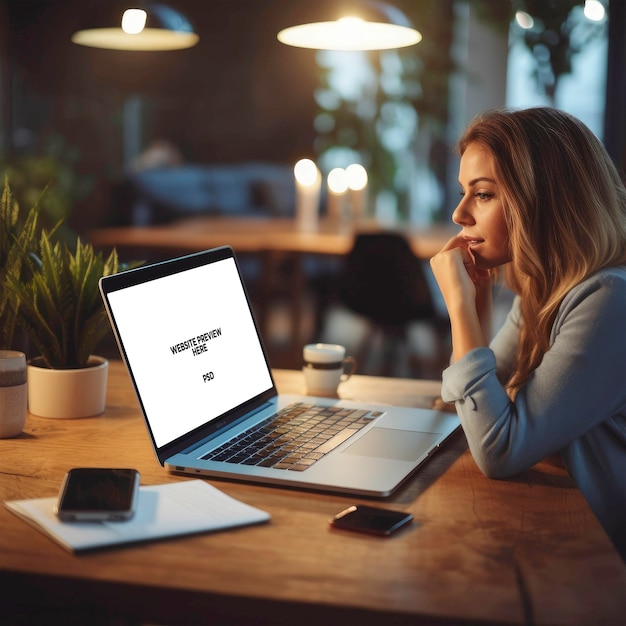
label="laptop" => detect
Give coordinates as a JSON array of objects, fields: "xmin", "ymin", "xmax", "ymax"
[{"xmin": 99, "ymin": 246, "xmax": 459, "ymax": 497}]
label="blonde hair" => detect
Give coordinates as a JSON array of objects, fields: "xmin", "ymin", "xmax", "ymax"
[{"xmin": 457, "ymin": 107, "xmax": 626, "ymax": 395}]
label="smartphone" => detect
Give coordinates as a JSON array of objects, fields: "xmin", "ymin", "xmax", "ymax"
[
  {"xmin": 54, "ymin": 468, "xmax": 140, "ymax": 522},
  {"xmin": 329, "ymin": 505, "xmax": 413, "ymax": 537}
]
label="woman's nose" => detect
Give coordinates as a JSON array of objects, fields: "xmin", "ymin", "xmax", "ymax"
[{"xmin": 452, "ymin": 197, "xmax": 473, "ymax": 226}]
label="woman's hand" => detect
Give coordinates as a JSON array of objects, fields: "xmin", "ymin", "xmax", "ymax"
[
  {"xmin": 430, "ymin": 233, "xmax": 493, "ymax": 360},
  {"xmin": 430, "ymin": 234, "xmax": 490, "ymax": 311}
]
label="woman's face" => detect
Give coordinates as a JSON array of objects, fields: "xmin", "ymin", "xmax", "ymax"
[{"xmin": 452, "ymin": 142, "xmax": 512, "ymax": 270}]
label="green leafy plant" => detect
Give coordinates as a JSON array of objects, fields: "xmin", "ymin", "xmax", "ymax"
[
  {"xmin": 5, "ymin": 229, "xmax": 119, "ymax": 370},
  {"xmin": 0, "ymin": 180, "xmax": 42, "ymax": 349}
]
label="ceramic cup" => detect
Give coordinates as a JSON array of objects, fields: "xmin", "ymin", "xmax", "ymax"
[
  {"xmin": 303, "ymin": 343, "xmax": 356, "ymax": 397},
  {"xmin": 0, "ymin": 350, "xmax": 27, "ymax": 438}
]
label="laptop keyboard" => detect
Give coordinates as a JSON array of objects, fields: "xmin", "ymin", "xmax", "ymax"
[{"xmin": 200, "ymin": 402, "xmax": 376, "ymax": 471}]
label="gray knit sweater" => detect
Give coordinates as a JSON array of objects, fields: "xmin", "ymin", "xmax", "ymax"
[{"xmin": 441, "ymin": 266, "xmax": 626, "ymax": 558}]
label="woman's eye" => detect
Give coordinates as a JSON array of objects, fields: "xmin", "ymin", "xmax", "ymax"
[
  {"xmin": 475, "ymin": 192, "xmax": 493, "ymax": 201},
  {"xmin": 459, "ymin": 189, "xmax": 494, "ymax": 201}
]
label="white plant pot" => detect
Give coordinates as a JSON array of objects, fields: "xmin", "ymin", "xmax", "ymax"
[{"xmin": 27, "ymin": 356, "xmax": 108, "ymax": 419}]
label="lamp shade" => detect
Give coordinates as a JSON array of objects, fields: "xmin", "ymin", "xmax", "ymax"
[
  {"xmin": 277, "ymin": 16, "xmax": 421, "ymax": 51},
  {"xmin": 71, "ymin": 4, "xmax": 199, "ymax": 51}
]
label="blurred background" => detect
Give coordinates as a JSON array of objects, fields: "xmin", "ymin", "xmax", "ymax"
[{"xmin": 1, "ymin": 0, "xmax": 623, "ymax": 376}]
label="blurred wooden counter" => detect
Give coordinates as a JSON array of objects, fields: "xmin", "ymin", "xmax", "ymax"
[
  {"xmin": 89, "ymin": 215, "xmax": 457, "ymax": 259},
  {"xmin": 1, "ymin": 361, "xmax": 625, "ymax": 625}
]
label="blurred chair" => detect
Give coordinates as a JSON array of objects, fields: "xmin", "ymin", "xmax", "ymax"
[{"xmin": 335, "ymin": 231, "xmax": 449, "ymax": 378}]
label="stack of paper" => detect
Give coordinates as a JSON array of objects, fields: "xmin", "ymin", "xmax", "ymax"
[{"xmin": 5, "ymin": 479, "xmax": 270, "ymax": 553}]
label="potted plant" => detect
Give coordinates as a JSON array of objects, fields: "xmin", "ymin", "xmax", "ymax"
[{"xmin": 2, "ymin": 185, "xmax": 120, "ymax": 418}]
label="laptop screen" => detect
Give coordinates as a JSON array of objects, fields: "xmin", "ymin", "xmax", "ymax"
[{"xmin": 102, "ymin": 249, "xmax": 273, "ymax": 450}]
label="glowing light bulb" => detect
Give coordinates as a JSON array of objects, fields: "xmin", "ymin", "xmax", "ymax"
[
  {"xmin": 584, "ymin": 0, "xmax": 605, "ymax": 22},
  {"xmin": 294, "ymin": 159, "xmax": 319, "ymax": 186},
  {"xmin": 327, "ymin": 168, "xmax": 348, "ymax": 194},
  {"xmin": 515, "ymin": 11, "xmax": 534, "ymax": 29},
  {"xmin": 122, "ymin": 9, "xmax": 147, "ymax": 35},
  {"xmin": 346, "ymin": 164, "xmax": 368, "ymax": 191}
]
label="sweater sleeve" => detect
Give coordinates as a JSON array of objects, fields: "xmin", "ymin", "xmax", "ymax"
[
  {"xmin": 441, "ymin": 269, "xmax": 626, "ymax": 478},
  {"xmin": 489, "ymin": 294, "xmax": 521, "ymax": 384}
]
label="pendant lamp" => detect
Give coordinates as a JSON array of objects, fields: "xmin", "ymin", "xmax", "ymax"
[
  {"xmin": 277, "ymin": 2, "xmax": 421, "ymax": 51},
  {"xmin": 71, "ymin": 4, "xmax": 199, "ymax": 51}
]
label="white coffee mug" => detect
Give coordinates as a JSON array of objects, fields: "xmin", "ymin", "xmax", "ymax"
[
  {"xmin": 0, "ymin": 350, "xmax": 27, "ymax": 438},
  {"xmin": 303, "ymin": 343, "xmax": 356, "ymax": 397}
]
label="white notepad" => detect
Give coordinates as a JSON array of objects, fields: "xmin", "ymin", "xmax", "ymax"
[{"xmin": 5, "ymin": 479, "xmax": 270, "ymax": 553}]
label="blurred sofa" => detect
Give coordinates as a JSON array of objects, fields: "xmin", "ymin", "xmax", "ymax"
[{"xmin": 111, "ymin": 162, "xmax": 296, "ymax": 226}]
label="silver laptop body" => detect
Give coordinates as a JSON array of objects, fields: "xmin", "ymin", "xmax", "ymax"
[{"xmin": 99, "ymin": 246, "xmax": 459, "ymax": 497}]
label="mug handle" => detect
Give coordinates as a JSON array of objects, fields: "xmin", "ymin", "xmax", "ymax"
[{"xmin": 341, "ymin": 356, "xmax": 356, "ymax": 381}]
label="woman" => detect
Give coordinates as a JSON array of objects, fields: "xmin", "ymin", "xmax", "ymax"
[{"xmin": 430, "ymin": 107, "xmax": 626, "ymax": 559}]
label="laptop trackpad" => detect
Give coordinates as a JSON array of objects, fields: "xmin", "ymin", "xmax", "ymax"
[{"xmin": 343, "ymin": 428, "xmax": 441, "ymax": 462}]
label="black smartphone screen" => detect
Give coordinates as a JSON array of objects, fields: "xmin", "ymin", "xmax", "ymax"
[
  {"xmin": 56, "ymin": 468, "xmax": 140, "ymax": 520},
  {"xmin": 329, "ymin": 505, "xmax": 413, "ymax": 536}
]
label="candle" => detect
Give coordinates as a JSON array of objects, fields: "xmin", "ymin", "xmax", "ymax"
[
  {"xmin": 346, "ymin": 163, "xmax": 368, "ymax": 223},
  {"xmin": 294, "ymin": 158, "xmax": 321, "ymax": 232},
  {"xmin": 326, "ymin": 167, "xmax": 348, "ymax": 224}
]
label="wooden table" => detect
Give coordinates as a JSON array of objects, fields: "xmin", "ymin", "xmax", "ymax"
[
  {"xmin": 89, "ymin": 216, "xmax": 457, "ymax": 259},
  {"xmin": 2, "ymin": 361, "xmax": 625, "ymax": 626}
]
